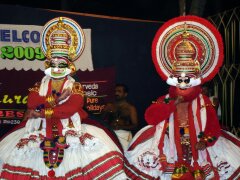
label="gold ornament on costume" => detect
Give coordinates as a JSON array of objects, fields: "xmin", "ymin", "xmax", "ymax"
[
  {"xmin": 193, "ymin": 170, "xmax": 205, "ymax": 179},
  {"xmin": 44, "ymin": 60, "xmax": 50, "ymax": 69},
  {"xmin": 68, "ymin": 34, "xmax": 76, "ymax": 60},
  {"xmin": 72, "ymin": 82, "xmax": 84, "ymax": 96},
  {"xmin": 172, "ymin": 165, "xmax": 189, "ymax": 178},
  {"xmin": 46, "ymin": 46, "xmax": 52, "ymax": 60},
  {"xmin": 46, "ymin": 95, "xmax": 57, "ymax": 107},
  {"xmin": 57, "ymin": 17, "xmax": 64, "ymax": 29},
  {"xmin": 69, "ymin": 62, "xmax": 76, "ymax": 76},
  {"xmin": 45, "ymin": 108, "xmax": 54, "ymax": 119}
]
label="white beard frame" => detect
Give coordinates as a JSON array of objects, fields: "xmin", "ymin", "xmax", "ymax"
[
  {"xmin": 167, "ymin": 76, "xmax": 201, "ymax": 89},
  {"xmin": 44, "ymin": 67, "xmax": 71, "ymax": 79}
]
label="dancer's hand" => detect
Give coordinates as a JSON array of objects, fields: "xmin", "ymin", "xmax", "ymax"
[
  {"xmin": 24, "ymin": 109, "xmax": 43, "ymax": 120},
  {"xmin": 57, "ymin": 88, "xmax": 72, "ymax": 103},
  {"xmin": 195, "ymin": 141, "xmax": 206, "ymax": 150}
]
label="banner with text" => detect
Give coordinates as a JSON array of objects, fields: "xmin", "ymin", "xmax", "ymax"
[{"xmin": 0, "ymin": 24, "xmax": 93, "ymax": 71}]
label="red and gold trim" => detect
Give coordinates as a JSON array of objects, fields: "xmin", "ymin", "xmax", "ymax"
[
  {"xmin": 1, "ymin": 151, "xmax": 125, "ymax": 179},
  {"xmin": 124, "ymin": 157, "xmax": 160, "ymax": 180}
]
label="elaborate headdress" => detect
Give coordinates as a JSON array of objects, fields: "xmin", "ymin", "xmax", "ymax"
[
  {"xmin": 41, "ymin": 17, "xmax": 85, "ymax": 77},
  {"xmin": 152, "ymin": 15, "xmax": 224, "ymax": 86}
]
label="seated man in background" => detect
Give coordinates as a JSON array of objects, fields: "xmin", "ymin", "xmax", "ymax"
[{"xmin": 102, "ymin": 83, "xmax": 139, "ymax": 150}]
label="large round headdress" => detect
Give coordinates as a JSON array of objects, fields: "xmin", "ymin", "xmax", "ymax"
[
  {"xmin": 41, "ymin": 17, "xmax": 85, "ymax": 62},
  {"xmin": 152, "ymin": 15, "xmax": 224, "ymax": 83}
]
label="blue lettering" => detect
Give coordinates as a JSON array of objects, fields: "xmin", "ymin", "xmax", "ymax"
[
  {"xmin": 12, "ymin": 30, "xmax": 22, "ymax": 42},
  {"xmin": 0, "ymin": 29, "xmax": 41, "ymax": 43},
  {"xmin": 22, "ymin": 30, "xmax": 29, "ymax": 43},
  {"xmin": 30, "ymin": 31, "xmax": 40, "ymax": 43},
  {"xmin": 1, "ymin": 30, "xmax": 10, "ymax": 42}
]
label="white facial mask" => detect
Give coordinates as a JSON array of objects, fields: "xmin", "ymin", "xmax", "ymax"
[
  {"xmin": 45, "ymin": 67, "xmax": 71, "ymax": 79},
  {"xmin": 167, "ymin": 76, "xmax": 201, "ymax": 88}
]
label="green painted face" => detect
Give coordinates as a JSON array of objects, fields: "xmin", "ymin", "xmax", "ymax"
[
  {"xmin": 50, "ymin": 58, "xmax": 69, "ymax": 78},
  {"xmin": 51, "ymin": 67, "xmax": 67, "ymax": 77}
]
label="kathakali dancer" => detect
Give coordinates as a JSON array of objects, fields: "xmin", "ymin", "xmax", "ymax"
[
  {"xmin": 125, "ymin": 15, "xmax": 240, "ymax": 180},
  {"xmin": 0, "ymin": 17, "xmax": 127, "ymax": 179}
]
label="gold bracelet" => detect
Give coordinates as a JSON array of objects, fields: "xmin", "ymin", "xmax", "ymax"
[
  {"xmin": 46, "ymin": 95, "xmax": 56, "ymax": 107},
  {"xmin": 45, "ymin": 108, "xmax": 54, "ymax": 119}
]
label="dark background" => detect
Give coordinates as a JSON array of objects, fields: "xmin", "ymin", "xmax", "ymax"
[
  {"xmin": 0, "ymin": 0, "xmax": 240, "ymax": 134},
  {"xmin": 1, "ymin": 0, "xmax": 240, "ymax": 21}
]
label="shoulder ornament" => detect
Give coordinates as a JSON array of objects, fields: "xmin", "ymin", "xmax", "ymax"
[{"xmin": 72, "ymin": 82, "xmax": 84, "ymax": 96}]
